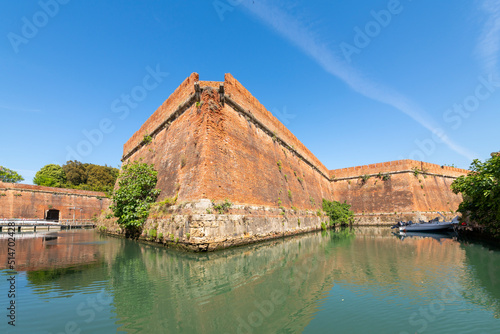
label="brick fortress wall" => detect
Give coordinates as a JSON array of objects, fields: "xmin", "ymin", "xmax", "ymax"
[
  {"xmin": 330, "ymin": 160, "xmax": 468, "ymax": 223},
  {"xmin": 0, "ymin": 182, "xmax": 110, "ymax": 221},
  {"xmin": 100, "ymin": 73, "xmax": 468, "ymax": 250}
]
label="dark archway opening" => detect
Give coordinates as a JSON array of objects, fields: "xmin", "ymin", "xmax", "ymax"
[{"xmin": 46, "ymin": 209, "xmax": 60, "ymax": 221}]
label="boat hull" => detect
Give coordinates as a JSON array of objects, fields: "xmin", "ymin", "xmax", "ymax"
[{"xmin": 399, "ymin": 223, "xmax": 454, "ymax": 232}]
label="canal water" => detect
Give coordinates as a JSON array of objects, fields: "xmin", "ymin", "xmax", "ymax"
[{"xmin": 1, "ymin": 228, "xmax": 499, "ymax": 333}]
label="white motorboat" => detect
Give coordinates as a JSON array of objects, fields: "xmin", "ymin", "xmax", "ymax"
[{"xmin": 391, "ymin": 213, "xmax": 459, "ymax": 232}]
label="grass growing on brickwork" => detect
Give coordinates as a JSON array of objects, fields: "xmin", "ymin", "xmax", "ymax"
[
  {"xmin": 361, "ymin": 174, "xmax": 370, "ymax": 184},
  {"xmin": 309, "ymin": 196, "xmax": 316, "ymax": 206},
  {"xmin": 288, "ymin": 190, "xmax": 292, "ymax": 201},
  {"xmin": 142, "ymin": 133, "xmax": 153, "ymax": 145},
  {"xmin": 150, "ymin": 193, "xmax": 178, "ymax": 217},
  {"xmin": 412, "ymin": 167, "xmax": 428, "ymax": 178},
  {"xmin": 277, "ymin": 160, "xmax": 282, "ymax": 172},
  {"xmin": 284, "ymin": 174, "xmax": 288, "ymax": 182},
  {"xmin": 212, "ymin": 199, "xmax": 232, "ymax": 214}
]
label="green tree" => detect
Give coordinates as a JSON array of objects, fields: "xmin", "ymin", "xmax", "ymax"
[
  {"xmin": 451, "ymin": 153, "xmax": 500, "ymax": 236},
  {"xmin": 322, "ymin": 199, "xmax": 354, "ymax": 226},
  {"xmin": 62, "ymin": 160, "xmax": 87, "ymax": 186},
  {"xmin": 86, "ymin": 164, "xmax": 119, "ymax": 193},
  {"xmin": 33, "ymin": 164, "xmax": 67, "ymax": 187},
  {"xmin": 0, "ymin": 166, "xmax": 24, "ymax": 183},
  {"xmin": 111, "ymin": 161, "xmax": 160, "ymax": 233},
  {"xmin": 60, "ymin": 161, "xmax": 119, "ymax": 193}
]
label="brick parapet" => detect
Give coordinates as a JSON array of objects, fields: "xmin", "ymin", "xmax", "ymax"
[
  {"xmin": 224, "ymin": 73, "xmax": 330, "ymax": 177},
  {"xmin": 0, "ymin": 181, "xmax": 107, "ymax": 198},
  {"xmin": 329, "ymin": 159, "xmax": 469, "ymax": 180},
  {"xmin": 123, "ymin": 73, "xmax": 199, "ymax": 157}
]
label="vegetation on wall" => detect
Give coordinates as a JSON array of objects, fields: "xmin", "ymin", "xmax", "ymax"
[
  {"xmin": 110, "ymin": 161, "xmax": 161, "ymax": 234},
  {"xmin": 451, "ymin": 153, "xmax": 500, "ymax": 237},
  {"xmin": 212, "ymin": 199, "xmax": 232, "ymax": 214},
  {"xmin": 322, "ymin": 199, "xmax": 354, "ymax": 226},
  {"xmin": 0, "ymin": 166, "xmax": 24, "ymax": 183},
  {"xmin": 33, "ymin": 161, "xmax": 119, "ymax": 194}
]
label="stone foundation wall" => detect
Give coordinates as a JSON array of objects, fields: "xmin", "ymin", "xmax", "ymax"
[{"xmin": 100, "ymin": 199, "xmax": 326, "ymax": 252}]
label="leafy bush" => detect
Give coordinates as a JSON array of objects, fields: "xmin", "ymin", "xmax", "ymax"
[
  {"xmin": 111, "ymin": 161, "xmax": 161, "ymax": 233},
  {"xmin": 322, "ymin": 199, "xmax": 354, "ymax": 226},
  {"xmin": 451, "ymin": 154, "xmax": 500, "ymax": 237},
  {"xmin": 212, "ymin": 199, "xmax": 232, "ymax": 214}
]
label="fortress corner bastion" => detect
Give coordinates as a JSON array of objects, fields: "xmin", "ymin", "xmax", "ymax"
[{"xmin": 99, "ymin": 73, "xmax": 468, "ymax": 251}]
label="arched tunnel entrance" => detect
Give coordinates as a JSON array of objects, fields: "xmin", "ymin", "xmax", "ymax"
[{"xmin": 46, "ymin": 209, "xmax": 60, "ymax": 221}]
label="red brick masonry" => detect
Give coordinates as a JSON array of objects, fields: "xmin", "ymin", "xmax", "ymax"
[
  {"xmin": 120, "ymin": 73, "xmax": 468, "ymax": 215},
  {"xmin": 0, "ymin": 182, "xmax": 110, "ymax": 221}
]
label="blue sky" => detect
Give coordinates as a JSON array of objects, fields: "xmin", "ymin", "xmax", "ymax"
[{"xmin": 1, "ymin": 0, "xmax": 499, "ymax": 184}]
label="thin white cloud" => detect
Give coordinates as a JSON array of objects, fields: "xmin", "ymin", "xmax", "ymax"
[
  {"xmin": 239, "ymin": 0, "xmax": 476, "ymax": 161},
  {"xmin": 477, "ymin": 0, "xmax": 500, "ymax": 74}
]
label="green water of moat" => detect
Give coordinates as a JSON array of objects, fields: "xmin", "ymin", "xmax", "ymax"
[{"xmin": 1, "ymin": 228, "xmax": 499, "ymax": 333}]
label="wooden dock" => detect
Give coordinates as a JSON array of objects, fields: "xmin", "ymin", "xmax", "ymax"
[{"xmin": 0, "ymin": 219, "xmax": 96, "ymax": 232}]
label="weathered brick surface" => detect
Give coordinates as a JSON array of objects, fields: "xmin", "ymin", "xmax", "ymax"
[
  {"xmin": 123, "ymin": 73, "xmax": 199, "ymax": 157},
  {"xmin": 0, "ymin": 182, "xmax": 110, "ymax": 220},
  {"xmin": 331, "ymin": 160, "xmax": 467, "ymax": 214}
]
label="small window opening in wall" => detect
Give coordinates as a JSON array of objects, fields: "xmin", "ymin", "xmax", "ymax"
[{"xmin": 46, "ymin": 209, "xmax": 60, "ymax": 221}]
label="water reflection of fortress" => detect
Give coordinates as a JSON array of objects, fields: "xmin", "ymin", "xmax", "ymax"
[{"xmin": 3, "ymin": 229, "xmax": 498, "ymax": 331}]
